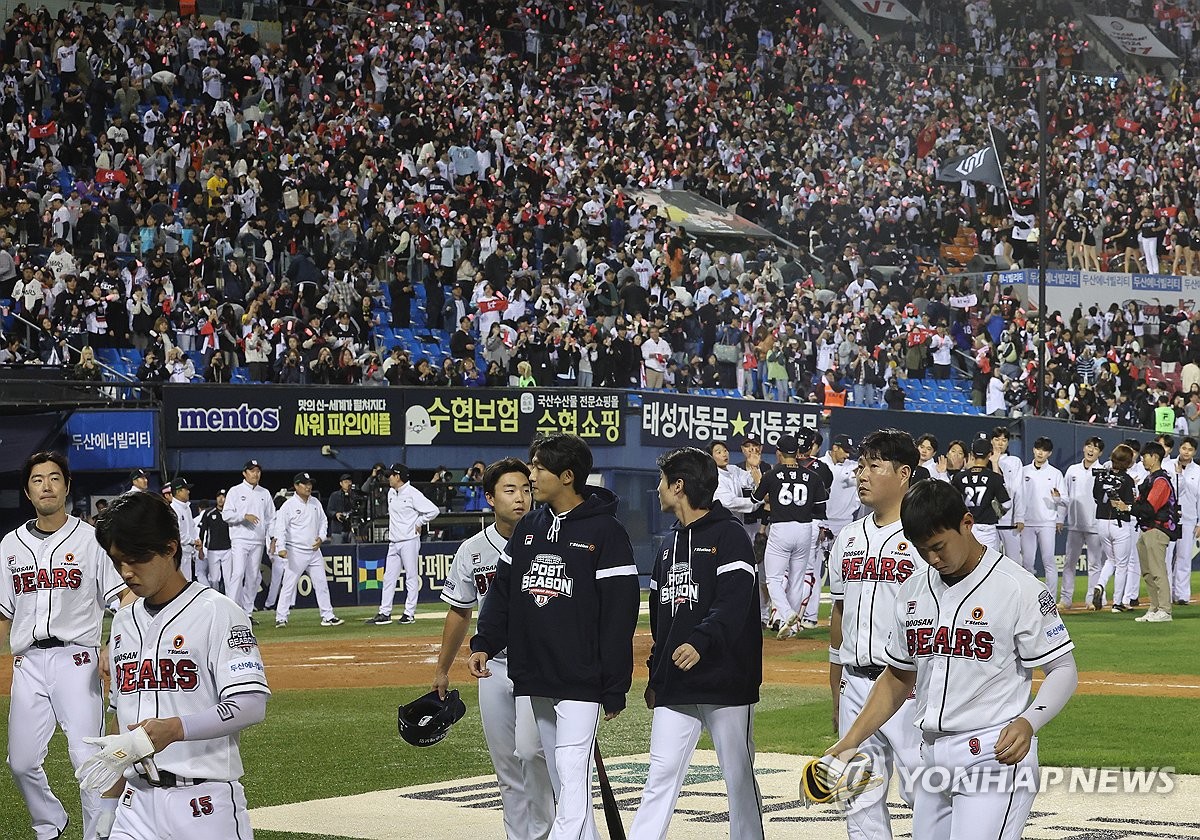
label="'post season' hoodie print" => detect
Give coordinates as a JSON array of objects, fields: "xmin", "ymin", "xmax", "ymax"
[
  {"xmin": 647, "ymin": 502, "xmax": 762, "ymax": 707},
  {"xmin": 472, "ymin": 486, "xmax": 640, "ymax": 714}
]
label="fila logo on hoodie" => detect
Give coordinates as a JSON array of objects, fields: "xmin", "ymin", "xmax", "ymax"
[{"xmin": 522, "ymin": 553, "xmax": 575, "ymax": 605}]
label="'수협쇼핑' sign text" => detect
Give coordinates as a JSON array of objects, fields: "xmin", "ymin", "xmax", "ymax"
[{"xmin": 405, "ymin": 389, "xmax": 626, "ymax": 445}]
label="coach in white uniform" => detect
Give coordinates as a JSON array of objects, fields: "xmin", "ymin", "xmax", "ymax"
[
  {"xmin": 82, "ymin": 490, "xmax": 270, "ymax": 840},
  {"xmin": 1, "ymin": 451, "xmax": 131, "ymax": 840},
  {"xmin": 371, "ymin": 463, "xmax": 439, "ymax": 625},
  {"xmin": 221, "ymin": 459, "xmax": 275, "ymax": 618},
  {"xmin": 1165, "ymin": 436, "xmax": 1200, "ymax": 605},
  {"xmin": 828, "ymin": 429, "xmax": 924, "ymax": 840},
  {"xmin": 989, "ymin": 427, "xmax": 1024, "ymax": 563},
  {"xmin": 1014, "ymin": 437, "xmax": 1067, "ymax": 603},
  {"xmin": 1063, "ymin": 438, "xmax": 1103, "ymax": 610},
  {"xmin": 272, "ymin": 473, "xmax": 343, "ymax": 629},
  {"xmin": 128, "ymin": 469, "xmax": 151, "ymax": 494},
  {"xmin": 169, "ymin": 478, "xmax": 206, "ymax": 585},
  {"xmin": 434, "ymin": 459, "xmax": 552, "ymax": 840},
  {"xmin": 815, "ymin": 434, "xmax": 861, "ymax": 629},
  {"xmin": 831, "ymin": 479, "xmax": 1078, "ymax": 840}
]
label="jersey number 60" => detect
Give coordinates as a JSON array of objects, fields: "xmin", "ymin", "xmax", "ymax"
[{"xmin": 777, "ymin": 483, "xmax": 808, "ymax": 506}]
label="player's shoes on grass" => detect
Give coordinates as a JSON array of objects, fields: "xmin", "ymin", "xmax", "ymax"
[
  {"xmin": 321, "ymin": 616, "xmax": 345, "ymax": 627},
  {"xmin": 1092, "ymin": 585, "xmax": 1104, "ymax": 611},
  {"xmin": 1174, "ymin": 599, "xmax": 1188, "ymax": 606},
  {"xmin": 1130, "ymin": 598, "xmax": 1140, "ymax": 607},
  {"xmin": 1136, "ymin": 610, "xmax": 1173, "ymax": 622},
  {"xmin": 1110, "ymin": 604, "xmax": 1127, "ymax": 613},
  {"xmin": 367, "ymin": 614, "xmax": 393, "ymax": 625},
  {"xmin": 275, "ymin": 619, "xmax": 288, "ymax": 628},
  {"xmin": 801, "ymin": 619, "xmax": 819, "ymax": 630},
  {"xmin": 1057, "ymin": 602, "xmax": 1072, "ymax": 612},
  {"xmin": 777, "ymin": 614, "xmax": 800, "ymax": 640},
  {"xmin": 397, "ymin": 614, "xmax": 416, "ymax": 625}
]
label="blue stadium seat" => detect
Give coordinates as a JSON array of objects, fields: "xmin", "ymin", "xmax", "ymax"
[{"xmin": 231, "ymin": 367, "xmax": 250, "ymax": 383}]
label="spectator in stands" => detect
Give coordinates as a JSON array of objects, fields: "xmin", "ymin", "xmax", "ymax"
[
  {"xmin": 166, "ymin": 347, "xmax": 195, "ymax": 383},
  {"xmin": 206, "ymin": 352, "xmax": 232, "ymax": 384}
]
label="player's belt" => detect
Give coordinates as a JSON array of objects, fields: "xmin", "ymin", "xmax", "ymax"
[
  {"xmin": 140, "ymin": 770, "xmax": 209, "ymax": 788},
  {"xmin": 846, "ymin": 665, "xmax": 886, "ymax": 681},
  {"xmin": 29, "ymin": 638, "xmax": 66, "ymax": 649}
]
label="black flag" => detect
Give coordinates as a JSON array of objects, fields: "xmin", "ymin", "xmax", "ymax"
[{"xmin": 936, "ymin": 146, "xmax": 1005, "ymax": 190}]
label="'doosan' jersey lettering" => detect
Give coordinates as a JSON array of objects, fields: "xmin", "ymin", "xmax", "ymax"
[
  {"xmin": 883, "ymin": 548, "xmax": 1074, "ymax": 734},
  {"xmin": 829, "ymin": 513, "xmax": 925, "ymax": 668}
]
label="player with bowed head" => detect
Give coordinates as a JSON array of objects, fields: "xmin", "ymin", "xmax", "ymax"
[
  {"xmin": 628, "ymin": 447, "xmax": 764, "ymax": 840},
  {"xmin": 80, "ymin": 490, "xmax": 270, "ymax": 839},
  {"xmin": 1, "ymin": 451, "xmax": 134, "ymax": 840},
  {"xmin": 827, "ymin": 429, "xmax": 924, "ymax": 840},
  {"xmin": 434, "ymin": 459, "xmax": 553, "ymax": 840},
  {"xmin": 470, "ymin": 434, "xmax": 639, "ymax": 840},
  {"xmin": 829, "ymin": 479, "xmax": 1078, "ymax": 840}
]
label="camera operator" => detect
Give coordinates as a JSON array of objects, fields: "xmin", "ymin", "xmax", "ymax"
[
  {"xmin": 460, "ymin": 460, "xmax": 488, "ymax": 511},
  {"xmin": 326, "ymin": 473, "xmax": 356, "ymax": 544},
  {"xmin": 361, "ymin": 462, "xmax": 390, "ymax": 521}
]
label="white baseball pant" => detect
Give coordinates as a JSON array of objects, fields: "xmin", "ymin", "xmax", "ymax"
[
  {"xmin": 910, "ymin": 722, "xmax": 1038, "ymax": 840},
  {"xmin": 998, "ymin": 528, "xmax": 1021, "ymax": 566},
  {"xmin": 480, "ymin": 655, "xmax": 553, "ymax": 840},
  {"xmin": 206, "ymin": 549, "xmax": 230, "ymax": 594},
  {"xmin": 275, "ymin": 546, "xmax": 336, "ymax": 623},
  {"xmin": 180, "ymin": 546, "xmax": 209, "ymax": 587},
  {"xmin": 763, "ymin": 521, "xmax": 815, "ymax": 624},
  {"xmin": 381, "ymin": 539, "xmax": 421, "ymax": 618},
  {"xmin": 1139, "ymin": 235, "xmax": 1160, "ymax": 274},
  {"xmin": 628, "ymin": 703, "xmax": 764, "ymax": 840},
  {"xmin": 1167, "ymin": 518, "xmax": 1196, "ymax": 603},
  {"xmin": 227, "ymin": 541, "xmax": 264, "ymax": 616},
  {"xmin": 1064, "ymin": 529, "xmax": 1103, "ymax": 607},
  {"xmin": 110, "ymin": 775, "xmax": 252, "ymax": 839},
  {"xmin": 528, "ymin": 697, "xmax": 602, "ymax": 840},
  {"xmin": 972, "ymin": 523, "xmax": 1000, "ymax": 554},
  {"xmin": 1019, "ymin": 525, "xmax": 1060, "ymax": 601},
  {"xmin": 1097, "ymin": 520, "xmax": 1139, "ymax": 606},
  {"xmin": 265, "ymin": 547, "xmax": 285, "ymax": 609},
  {"xmin": 838, "ymin": 668, "xmax": 920, "ymax": 840},
  {"xmin": 807, "ymin": 519, "xmax": 852, "ymax": 625},
  {"xmin": 8, "ymin": 644, "xmax": 104, "ymax": 840}
]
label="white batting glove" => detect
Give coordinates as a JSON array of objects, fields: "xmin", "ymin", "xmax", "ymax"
[{"xmin": 76, "ymin": 727, "xmax": 156, "ymax": 792}]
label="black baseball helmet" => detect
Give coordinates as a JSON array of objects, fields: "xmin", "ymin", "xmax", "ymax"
[{"xmin": 397, "ymin": 689, "xmax": 467, "ymax": 747}]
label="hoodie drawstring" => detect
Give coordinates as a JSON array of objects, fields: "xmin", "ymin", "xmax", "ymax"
[{"xmin": 547, "ymin": 509, "xmax": 568, "ymax": 542}]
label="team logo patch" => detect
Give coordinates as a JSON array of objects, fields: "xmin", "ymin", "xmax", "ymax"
[
  {"xmin": 228, "ymin": 625, "xmax": 258, "ymax": 652},
  {"xmin": 62, "ymin": 553, "xmax": 75, "ymax": 564},
  {"xmin": 114, "ymin": 634, "xmax": 121, "ymax": 649},
  {"xmin": 172, "ymin": 635, "xmax": 185, "ymax": 650},
  {"xmin": 906, "ymin": 600, "xmax": 917, "ymax": 615},
  {"xmin": 897, "ymin": 541, "xmax": 908, "ymax": 551},
  {"xmin": 971, "ymin": 607, "xmax": 985, "ymax": 621},
  {"xmin": 521, "ymin": 554, "xmax": 574, "ymax": 606},
  {"xmin": 524, "ymin": 535, "xmax": 534, "ymax": 546},
  {"xmin": 121, "ymin": 787, "xmax": 134, "ymax": 807},
  {"xmin": 660, "ymin": 561, "xmax": 699, "ymax": 609},
  {"xmin": 13, "ymin": 656, "xmax": 21, "ymax": 669},
  {"xmin": 1038, "ymin": 590, "xmax": 1058, "ymax": 616}
]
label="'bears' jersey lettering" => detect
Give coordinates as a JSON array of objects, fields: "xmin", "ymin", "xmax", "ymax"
[
  {"xmin": 841, "ymin": 555, "xmax": 915, "ymax": 583},
  {"xmin": 116, "ymin": 658, "xmax": 201, "ymax": 693},
  {"xmin": 906, "ymin": 626, "xmax": 995, "ymax": 660},
  {"xmin": 12, "ymin": 567, "xmax": 83, "ymax": 594}
]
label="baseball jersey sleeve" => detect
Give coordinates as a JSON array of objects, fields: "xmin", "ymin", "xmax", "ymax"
[
  {"xmin": 827, "ymin": 528, "xmax": 847, "ymax": 600},
  {"xmin": 1012, "ymin": 468, "xmax": 1027, "ymax": 523},
  {"xmin": 315, "ymin": 504, "xmax": 328, "ymax": 542},
  {"xmin": 262, "ymin": 494, "xmax": 276, "ymax": 543},
  {"xmin": 95, "ymin": 543, "xmax": 126, "ymax": 605},
  {"xmin": 270, "ymin": 500, "xmax": 288, "ymax": 545},
  {"xmin": 883, "ymin": 592, "xmax": 917, "ymax": 672},
  {"xmin": 211, "ymin": 597, "xmax": 271, "ymax": 699},
  {"xmin": 1014, "ymin": 577, "xmax": 1075, "ymax": 669},
  {"xmin": 441, "ymin": 540, "xmax": 480, "ymax": 610},
  {"xmin": 0, "ymin": 548, "xmax": 13, "ymax": 620}
]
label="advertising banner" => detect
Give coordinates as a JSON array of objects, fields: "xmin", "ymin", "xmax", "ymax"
[
  {"xmin": 66, "ymin": 410, "xmax": 157, "ymax": 471},
  {"xmin": 639, "ymin": 393, "xmax": 820, "ymax": 449},
  {"xmin": 405, "ymin": 389, "xmax": 626, "ymax": 446},
  {"xmin": 1088, "ymin": 15, "xmax": 1178, "ymax": 59}
]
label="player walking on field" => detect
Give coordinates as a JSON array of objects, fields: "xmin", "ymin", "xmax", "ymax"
[
  {"xmin": 1014, "ymin": 438, "xmax": 1067, "ymax": 603},
  {"xmin": 1063, "ymin": 438, "xmax": 1104, "ymax": 611},
  {"xmin": 434, "ymin": 459, "xmax": 553, "ymax": 840},
  {"xmin": 169, "ymin": 478, "xmax": 205, "ymax": 585},
  {"xmin": 271, "ymin": 473, "xmax": 343, "ymax": 628},
  {"xmin": 198, "ymin": 491, "xmax": 231, "ymax": 595},
  {"xmin": 1, "ymin": 451, "xmax": 132, "ymax": 840},
  {"xmin": 82, "ymin": 490, "xmax": 270, "ymax": 839},
  {"xmin": 1164, "ymin": 436, "xmax": 1200, "ymax": 605},
  {"xmin": 828, "ymin": 429, "xmax": 924, "ymax": 840},
  {"xmin": 629, "ymin": 447, "xmax": 764, "ymax": 840},
  {"xmin": 371, "ymin": 464, "xmax": 440, "ymax": 625},
  {"xmin": 221, "ymin": 460, "xmax": 275, "ymax": 619},
  {"xmin": 951, "ymin": 439, "xmax": 1011, "ymax": 553},
  {"xmin": 988, "ymin": 428, "xmax": 1024, "ymax": 562},
  {"xmin": 471, "ymin": 434, "xmax": 640, "ymax": 840},
  {"xmin": 829, "ymin": 479, "xmax": 1078, "ymax": 840}
]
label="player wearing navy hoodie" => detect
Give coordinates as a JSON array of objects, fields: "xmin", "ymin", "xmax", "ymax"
[
  {"xmin": 629, "ymin": 447, "xmax": 764, "ymax": 840},
  {"xmin": 471, "ymin": 434, "xmax": 640, "ymax": 840}
]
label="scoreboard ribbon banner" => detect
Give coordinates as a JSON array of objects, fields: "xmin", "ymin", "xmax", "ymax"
[
  {"xmin": 640, "ymin": 392, "xmax": 820, "ymax": 448},
  {"xmin": 405, "ymin": 388, "xmax": 626, "ymax": 446},
  {"xmin": 66, "ymin": 410, "xmax": 157, "ymax": 470}
]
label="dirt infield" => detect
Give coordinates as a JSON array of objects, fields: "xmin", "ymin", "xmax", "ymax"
[{"xmin": 3, "ymin": 630, "xmax": 1197, "ymax": 697}]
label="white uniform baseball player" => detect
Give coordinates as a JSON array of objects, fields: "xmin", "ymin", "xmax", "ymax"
[
  {"xmin": 828, "ymin": 430, "xmax": 925, "ymax": 840},
  {"xmin": 128, "ymin": 470, "xmax": 151, "ymax": 494},
  {"xmin": 989, "ymin": 429, "xmax": 1024, "ymax": 562},
  {"xmin": 1, "ymin": 453, "xmax": 130, "ymax": 840},
  {"xmin": 83, "ymin": 490, "xmax": 270, "ymax": 840},
  {"xmin": 221, "ymin": 460, "xmax": 275, "ymax": 618},
  {"xmin": 169, "ymin": 479, "xmax": 206, "ymax": 586},
  {"xmin": 1063, "ymin": 440, "xmax": 1104, "ymax": 610},
  {"xmin": 371, "ymin": 464, "xmax": 439, "ymax": 625},
  {"xmin": 816, "ymin": 435, "xmax": 861, "ymax": 628},
  {"xmin": 831, "ymin": 478, "xmax": 1077, "ymax": 840},
  {"xmin": 1013, "ymin": 438, "xmax": 1067, "ymax": 602},
  {"xmin": 271, "ymin": 473, "xmax": 341, "ymax": 628},
  {"xmin": 1164, "ymin": 437, "xmax": 1200, "ymax": 605},
  {"xmin": 434, "ymin": 459, "xmax": 552, "ymax": 840}
]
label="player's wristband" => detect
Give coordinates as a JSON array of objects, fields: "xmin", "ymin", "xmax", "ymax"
[{"xmin": 829, "ymin": 646, "xmax": 842, "ymax": 665}]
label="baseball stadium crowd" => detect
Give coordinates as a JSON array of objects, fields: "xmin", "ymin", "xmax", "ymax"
[{"xmin": 0, "ymin": 0, "xmax": 1200, "ymax": 426}]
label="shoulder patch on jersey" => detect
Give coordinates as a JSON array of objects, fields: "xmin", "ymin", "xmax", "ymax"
[
  {"xmin": 1038, "ymin": 590, "xmax": 1057, "ymax": 617},
  {"xmin": 228, "ymin": 625, "xmax": 258, "ymax": 652},
  {"xmin": 1045, "ymin": 621, "xmax": 1068, "ymax": 642}
]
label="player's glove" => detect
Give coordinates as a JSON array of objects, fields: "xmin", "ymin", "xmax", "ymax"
[
  {"xmin": 75, "ymin": 727, "xmax": 156, "ymax": 792},
  {"xmin": 799, "ymin": 752, "xmax": 883, "ymax": 808}
]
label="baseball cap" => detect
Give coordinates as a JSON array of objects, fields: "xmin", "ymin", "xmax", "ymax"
[
  {"xmin": 388, "ymin": 463, "xmax": 410, "ymax": 479},
  {"xmin": 741, "ymin": 434, "xmax": 762, "ymax": 446},
  {"xmin": 169, "ymin": 478, "xmax": 193, "ymax": 492},
  {"xmin": 243, "ymin": 459, "xmax": 262, "ymax": 471},
  {"xmin": 795, "ymin": 427, "xmax": 817, "ymax": 451},
  {"xmin": 293, "ymin": 472, "xmax": 314, "ymax": 485},
  {"xmin": 776, "ymin": 434, "xmax": 799, "ymax": 455},
  {"xmin": 217, "ymin": 488, "xmax": 227, "ymax": 496},
  {"xmin": 129, "ymin": 468, "xmax": 149, "ymax": 481},
  {"xmin": 339, "ymin": 473, "xmax": 353, "ymax": 481},
  {"xmin": 970, "ymin": 439, "xmax": 992, "ymax": 458},
  {"xmin": 49, "ymin": 193, "xmax": 63, "ymax": 203},
  {"xmin": 833, "ymin": 434, "xmax": 857, "ymax": 454}
]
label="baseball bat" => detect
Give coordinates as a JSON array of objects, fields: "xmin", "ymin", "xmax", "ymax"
[{"xmin": 593, "ymin": 740, "xmax": 626, "ymax": 840}]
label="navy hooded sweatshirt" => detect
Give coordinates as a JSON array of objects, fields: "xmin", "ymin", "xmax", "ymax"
[
  {"xmin": 647, "ymin": 501, "xmax": 762, "ymax": 707},
  {"xmin": 472, "ymin": 486, "xmax": 640, "ymax": 714}
]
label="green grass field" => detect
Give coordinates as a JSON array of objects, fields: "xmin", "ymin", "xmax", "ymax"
[{"xmin": 3, "ymin": 576, "xmax": 1199, "ymax": 839}]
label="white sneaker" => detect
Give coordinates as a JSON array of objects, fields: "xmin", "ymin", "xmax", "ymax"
[
  {"xmin": 1145, "ymin": 610, "xmax": 1174, "ymax": 623},
  {"xmin": 777, "ymin": 614, "xmax": 800, "ymax": 640},
  {"xmin": 1135, "ymin": 610, "xmax": 1165, "ymax": 622},
  {"xmin": 800, "ymin": 619, "xmax": 819, "ymax": 630}
]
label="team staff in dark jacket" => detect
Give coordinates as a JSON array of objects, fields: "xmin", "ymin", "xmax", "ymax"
[
  {"xmin": 198, "ymin": 490, "xmax": 232, "ymax": 592},
  {"xmin": 470, "ymin": 434, "xmax": 639, "ymax": 840},
  {"xmin": 629, "ymin": 447, "xmax": 765, "ymax": 840}
]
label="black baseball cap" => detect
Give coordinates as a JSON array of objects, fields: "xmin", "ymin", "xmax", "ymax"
[
  {"xmin": 217, "ymin": 488, "xmax": 227, "ymax": 496},
  {"xmin": 776, "ymin": 434, "xmax": 799, "ymax": 455},
  {"xmin": 293, "ymin": 472, "xmax": 314, "ymax": 485},
  {"xmin": 169, "ymin": 478, "xmax": 193, "ymax": 491},
  {"xmin": 970, "ymin": 439, "xmax": 992, "ymax": 458},
  {"xmin": 339, "ymin": 473, "xmax": 353, "ymax": 481},
  {"xmin": 388, "ymin": 463, "xmax": 409, "ymax": 479},
  {"xmin": 243, "ymin": 459, "xmax": 262, "ymax": 471},
  {"xmin": 130, "ymin": 469, "xmax": 149, "ymax": 480},
  {"xmin": 795, "ymin": 427, "xmax": 817, "ymax": 451},
  {"xmin": 741, "ymin": 434, "xmax": 762, "ymax": 446},
  {"xmin": 832, "ymin": 434, "xmax": 856, "ymax": 454}
]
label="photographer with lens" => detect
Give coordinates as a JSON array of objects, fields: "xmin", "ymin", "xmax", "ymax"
[{"xmin": 326, "ymin": 473, "xmax": 357, "ymax": 544}]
